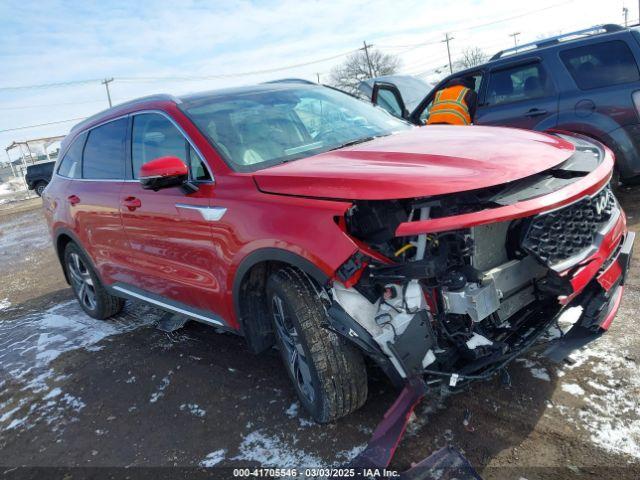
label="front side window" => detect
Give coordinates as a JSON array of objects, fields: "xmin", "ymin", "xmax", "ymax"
[
  {"xmin": 181, "ymin": 86, "xmax": 411, "ymax": 171},
  {"xmin": 131, "ymin": 113, "xmax": 211, "ymax": 181},
  {"xmin": 376, "ymin": 88, "xmax": 404, "ymax": 117},
  {"xmin": 57, "ymin": 133, "xmax": 86, "ymax": 178},
  {"xmin": 82, "ymin": 118, "xmax": 127, "ymax": 179},
  {"xmin": 560, "ymin": 40, "xmax": 640, "ymax": 90},
  {"xmin": 486, "ymin": 63, "xmax": 555, "ymax": 106}
]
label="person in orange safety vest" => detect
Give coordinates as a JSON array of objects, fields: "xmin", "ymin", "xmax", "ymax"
[{"xmin": 426, "ymin": 77, "xmax": 478, "ymax": 125}]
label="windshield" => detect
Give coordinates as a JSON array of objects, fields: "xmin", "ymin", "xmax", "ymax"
[{"xmin": 181, "ymin": 85, "xmax": 412, "ymax": 171}]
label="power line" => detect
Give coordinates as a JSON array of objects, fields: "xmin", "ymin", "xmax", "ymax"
[
  {"xmin": 0, "ymin": 78, "xmax": 101, "ymax": 92},
  {"xmin": 0, "ymin": 117, "xmax": 86, "ymax": 134},
  {"xmin": 0, "ymin": 99, "xmax": 106, "ymax": 111},
  {"xmin": 0, "ymin": 49, "xmax": 359, "ymax": 91},
  {"xmin": 375, "ymin": 0, "xmax": 574, "ymax": 51},
  {"xmin": 0, "ymin": 2, "xmax": 576, "ymax": 93}
]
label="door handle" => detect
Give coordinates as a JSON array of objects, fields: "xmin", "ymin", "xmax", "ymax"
[
  {"xmin": 122, "ymin": 196, "xmax": 142, "ymax": 211},
  {"xmin": 525, "ymin": 108, "xmax": 548, "ymax": 117},
  {"xmin": 67, "ymin": 194, "xmax": 80, "ymax": 206}
]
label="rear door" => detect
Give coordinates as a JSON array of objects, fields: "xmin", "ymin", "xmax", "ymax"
[
  {"xmin": 556, "ymin": 38, "xmax": 640, "ymax": 135},
  {"xmin": 66, "ymin": 117, "xmax": 129, "ymax": 285},
  {"xmin": 117, "ymin": 111, "xmax": 221, "ymax": 316},
  {"xmin": 474, "ymin": 59, "xmax": 559, "ymax": 130}
]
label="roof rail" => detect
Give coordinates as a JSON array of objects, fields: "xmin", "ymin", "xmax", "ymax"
[
  {"xmin": 262, "ymin": 78, "xmax": 318, "ymax": 85},
  {"xmin": 70, "ymin": 94, "xmax": 180, "ymax": 133},
  {"xmin": 490, "ymin": 24, "xmax": 624, "ymax": 60}
]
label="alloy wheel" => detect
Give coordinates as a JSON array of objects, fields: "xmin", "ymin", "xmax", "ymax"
[
  {"xmin": 67, "ymin": 252, "xmax": 97, "ymax": 311},
  {"xmin": 272, "ymin": 295, "xmax": 315, "ymax": 403}
]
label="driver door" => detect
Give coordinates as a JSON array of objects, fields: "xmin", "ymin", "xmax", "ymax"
[
  {"xmin": 116, "ymin": 112, "xmax": 221, "ymax": 315},
  {"xmin": 371, "ymin": 82, "xmax": 409, "ymax": 119}
]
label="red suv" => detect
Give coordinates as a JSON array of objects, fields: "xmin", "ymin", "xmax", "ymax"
[{"xmin": 44, "ymin": 82, "xmax": 634, "ymax": 423}]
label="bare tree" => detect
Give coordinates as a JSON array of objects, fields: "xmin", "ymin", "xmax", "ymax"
[
  {"xmin": 456, "ymin": 47, "xmax": 488, "ymax": 70},
  {"xmin": 329, "ymin": 49, "xmax": 401, "ymax": 94}
]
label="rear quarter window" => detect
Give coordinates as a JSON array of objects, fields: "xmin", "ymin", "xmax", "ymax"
[
  {"xmin": 560, "ymin": 40, "xmax": 640, "ymax": 90},
  {"xmin": 57, "ymin": 133, "xmax": 86, "ymax": 178},
  {"xmin": 82, "ymin": 118, "xmax": 127, "ymax": 179}
]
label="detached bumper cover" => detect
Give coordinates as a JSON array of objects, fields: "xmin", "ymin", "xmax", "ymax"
[{"xmin": 544, "ymin": 230, "xmax": 635, "ymax": 362}]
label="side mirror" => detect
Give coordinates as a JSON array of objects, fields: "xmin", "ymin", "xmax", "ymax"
[
  {"xmin": 139, "ymin": 156, "xmax": 188, "ymax": 191},
  {"xmin": 371, "ymin": 82, "xmax": 409, "ymax": 119}
]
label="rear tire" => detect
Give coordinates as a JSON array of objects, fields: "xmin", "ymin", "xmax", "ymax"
[
  {"xmin": 266, "ymin": 266, "xmax": 368, "ymax": 423},
  {"xmin": 64, "ymin": 243, "xmax": 124, "ymax": 320}
]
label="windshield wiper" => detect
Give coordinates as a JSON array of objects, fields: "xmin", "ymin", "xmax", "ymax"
[{"xmin": 328, "ymin": 134, "xmax": 389, "ymax": 151}]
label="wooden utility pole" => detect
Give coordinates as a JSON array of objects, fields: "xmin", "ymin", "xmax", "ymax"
[
  {"xmin": 509, "ymin": 32, "xmax": 521, "ymax": 52},
  {"xmin": 362, "ymin": 41, "xmax": 374, "ymax": 78},
  {"xmin": 442, "ymin": 33, "xmax": 454, "ymax": 74},
  {"xmin": 102, "ymin": 78, "xmax": 114, "ymax": 107}
]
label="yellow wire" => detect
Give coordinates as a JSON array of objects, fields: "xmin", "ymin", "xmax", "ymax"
[{"xmin": 394, "ymin": 244, "xmax": 415, "ymax": 257}]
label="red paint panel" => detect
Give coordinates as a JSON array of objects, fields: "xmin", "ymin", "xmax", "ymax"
[
  {"xmin": 396, "ymin": 153, "xmax": 613, "ymax": 236},
  {"xmin": 254, "ymin": 126, "xmax": 575, "ymax": 200}
]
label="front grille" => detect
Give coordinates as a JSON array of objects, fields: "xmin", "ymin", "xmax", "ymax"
[{"xmin": 522, "ymin": 186, "xmax": 616, "ymax": 267}]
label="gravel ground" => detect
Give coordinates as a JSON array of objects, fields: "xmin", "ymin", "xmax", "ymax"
[{"xmin": 0, "ymin": 190, "xmax": 639, "ymax": 479}]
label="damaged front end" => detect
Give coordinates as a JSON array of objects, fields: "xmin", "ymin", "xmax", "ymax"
[{"xmin": 325, "ymin": 134, "xmax": 635, "ymax": 391}]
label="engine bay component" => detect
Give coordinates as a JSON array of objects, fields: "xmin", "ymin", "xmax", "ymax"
[
  {"xmin": 441, "ymin": 281, "xmax": 501, "ymax": 322},
  {"xmin": 332, "ymin": 280, "xmax": 437, "ymax": 378}
]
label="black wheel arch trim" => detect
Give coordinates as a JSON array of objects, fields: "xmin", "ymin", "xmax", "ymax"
[
  {"xmin": 232, "ymin": 247, "xmax": 331, "ymax": 349},
  {"xmin": 53, "ymin": 228, "xmax": 103, "ymax": 286}
]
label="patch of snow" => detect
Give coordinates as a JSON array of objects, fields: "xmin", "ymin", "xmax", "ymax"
[
  {"xmin": 180, "ymin": 403, "xmax": 206, "ymax": 418},
  {"xmin": 0, "ymin": 177, "xmax": 27, "ymax": 196},
  {"xmin": 553, "ymin": 330, "xmax": 640, "ymax": 459},
  {"xmin": 335, "ymin": 444, "xmax": 367, "ymax": 462},
  {"xmin": 298, "ymin": 417, "xmax": 314, "ymax": 428},
  {"xmin": 0, "ymin": 301, "xmax": 156, "ymax": 432},
  {"xmin": 43, "ymin": 388, "xmax": 62, "ymax": 400},
  {"xmin": 149, "ymin": 372, "xmax": 173, "ymax": 403},
  {"xmin": 201, "ymin": 449, "xmax": 227, "ymax": 467},
  {"xmin": 561, "ymin": 383, "xmax": 585, "ymax": 396},
  {"xmin": 285, "ymin": 402, "xmax": 299, "ymax": 418},
  {"xmin": 232, "ymin": 430, "xmax": 323, "ymax": 467},
  {"xmin": 0, "ymin": 298, "xmax": 11, "ymax": 311},
  {"xmin": 516, "ymin": 358, "xmax": 550, "ymax": 382}
]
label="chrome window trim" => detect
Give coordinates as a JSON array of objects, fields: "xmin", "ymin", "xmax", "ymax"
[
  {"xmin": 131, "ymin": 109, "xmax": 215, "ymax": 184},
  {"xmin": 59, "ymin": 110, "xmax": 215, "ymax": 184}
]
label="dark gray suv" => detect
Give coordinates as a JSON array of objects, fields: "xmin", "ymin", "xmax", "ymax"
[{"xmin": 370, "ymin": 24, "xmax": 640, "ymax": 184}]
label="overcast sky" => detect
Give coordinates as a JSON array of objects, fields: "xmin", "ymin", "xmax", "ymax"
[{"xmin": 0, "ymin": 0, "xmax": 632, "ymax": 157}]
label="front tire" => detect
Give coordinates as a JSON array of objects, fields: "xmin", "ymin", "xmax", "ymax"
[
  {"xmin": 64, "ymin": 243, "xmax": 124, "ymax": 319},
  {"xmin": 266, "ymin": 267, "xmax": 368, "ymax": 423}
]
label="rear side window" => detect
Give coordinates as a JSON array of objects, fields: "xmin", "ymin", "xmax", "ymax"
[
  {"xmin": 560, "ymin": 41, "xmax": 640, "ymax": 90},
  {"xmin": 57, "ymin": 133, "xmax": 85, "ymax": 178},
  {"xmin": 82, "ymin": 118, "xmax": 127, "ymax": 179},
  {"xmin": 486, "ymin": 63, "xmax": 555, "ymax": 106},
  {"xmin": 131, "ymin": 113, "xmax": 211, "ymax": 180}
]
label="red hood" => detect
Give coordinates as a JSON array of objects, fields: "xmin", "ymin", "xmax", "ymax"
[{"xmin": 252, "ymin": 126, "xmax": 576, "ymax": 200}]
